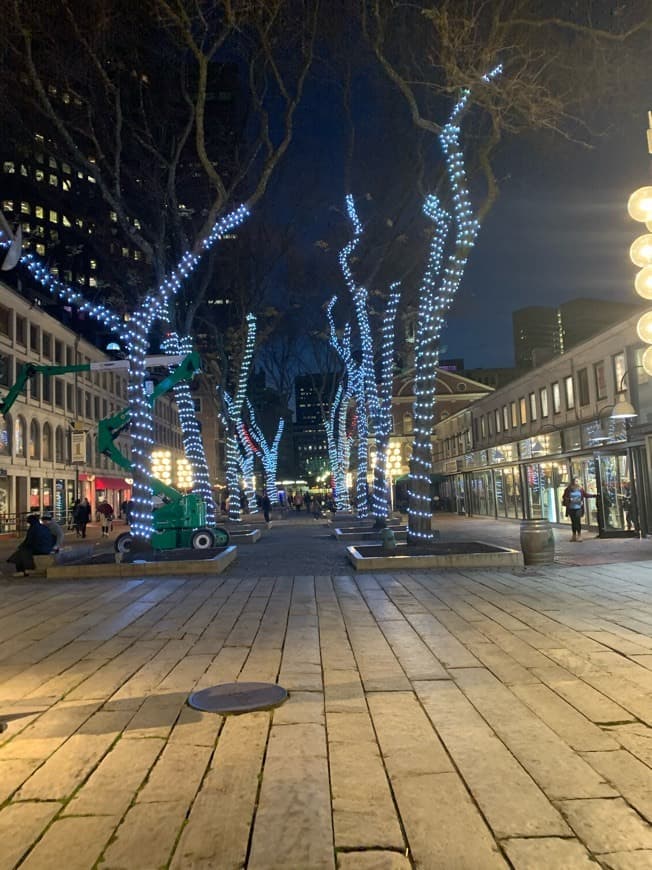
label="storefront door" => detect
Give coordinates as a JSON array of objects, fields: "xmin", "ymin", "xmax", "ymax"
[{"xmin": 594, "ymin": 452, "xmax": 637, "ymax": 536}]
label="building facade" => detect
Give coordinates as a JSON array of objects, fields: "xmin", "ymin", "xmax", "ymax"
[
  {"xmin": 0, "ymin": 281, "xmax": 184, "ymax": 528},
  {"xmin": 434, "ymin": 313, "xmax": 652, "ymax": 536}
]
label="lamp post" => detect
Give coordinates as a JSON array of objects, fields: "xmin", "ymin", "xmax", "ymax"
[
  {"xmin": 387, "ymin": 443, "xmax": 403, "ymax": 513},
  {"xmin": 628, "ymin": 112, "xmax": 652, "ymax": 375}
]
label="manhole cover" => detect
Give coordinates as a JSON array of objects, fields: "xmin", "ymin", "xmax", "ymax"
[
  {"xmin": 0, "ymin": 721, "xmax": 6, "ymax": 733},
  {"xmin": 188, "ymin": 682, "xmax": 288, "ymax": 714}
]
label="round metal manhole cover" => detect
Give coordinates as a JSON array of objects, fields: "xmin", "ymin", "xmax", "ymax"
[{"xmin": 188, "ymin": 682, "xmax": 288, "ymax": 714}]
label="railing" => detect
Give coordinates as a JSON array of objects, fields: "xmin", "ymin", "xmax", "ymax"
[{"xmin": 0, "ymin": 509, "xmax": 73, "ymax": 535}]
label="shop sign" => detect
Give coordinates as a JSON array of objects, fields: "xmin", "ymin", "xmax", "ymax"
[{"xmin": 71, "ymin": 432, "xmax": 85, "ymax": 463}]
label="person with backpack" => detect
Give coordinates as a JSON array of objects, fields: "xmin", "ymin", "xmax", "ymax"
[
  {"xmin": 562, "ymin": 477, "xmax": 590, "ymax": 542},
  {"xmin": 97, "ymin": 500, "xmax": 114, "ymax": 537}
]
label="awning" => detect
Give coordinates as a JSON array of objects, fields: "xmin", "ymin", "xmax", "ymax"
[{"xmin": 81, "ymin": 476, "xmax": 130, "ymax": 489}]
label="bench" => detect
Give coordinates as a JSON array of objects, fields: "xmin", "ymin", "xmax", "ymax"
[{"xmin": 32, "ymin": 554, "xmax": 57, "ymax": 573}]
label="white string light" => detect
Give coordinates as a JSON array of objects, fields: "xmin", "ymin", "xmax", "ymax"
[{"xmin": 245, "ymin": 399, "xmax": 284, "ymax": 502}]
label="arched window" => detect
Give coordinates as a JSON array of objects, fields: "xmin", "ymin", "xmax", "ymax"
[
  {"xmin": 14, "ymin": 416, "xmax": 26, "ymax": 457},
  {"xmin": 43, "ymin": 422, "xmax": 53, "ymax": 462},
  {"xmin": 55, "ymin": 426, "xmax": 64, "ymax": 463},
  {"xmin": 29, "ymin": 419, "xmax": 40, "ymax": 460},
  {"xmin": 3, "ymin": 414, "xmax": 12, "ymax": 456},
  {"xmin": 403, "ymin": 412, "xmax": 413, "ymax": 435}
]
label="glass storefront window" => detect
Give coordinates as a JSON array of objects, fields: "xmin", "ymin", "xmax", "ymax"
[
  {"xmin": 562, "ymin": 426, "xmax": 582, "ymax": 452},
  {"xmin": 519, "ymin": 439, "xmax": 532, "ymax": 459},
  {"xmin": 504, "ymin": 466, "xmax": 522, "ymax": 518},
  {"xmin": 490, "ymin": 442, "xmax": 517, "ymax": 464},
  {"xmin": 470, "ymin": 471, "xmax": 495, "ymax": 517},
  {"xmin": 526, "ymin": 461, "xmax": 566, "ymax": 522}
]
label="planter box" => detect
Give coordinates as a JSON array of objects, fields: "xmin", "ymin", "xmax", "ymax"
[{"xmin": 347, "ymin": 541, "xmax": 522, "ymax": 572}]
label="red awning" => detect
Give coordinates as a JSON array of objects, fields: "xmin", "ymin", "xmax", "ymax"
[{"xmin": 94, "ymin": 477, "xmax": 129, "ymax": 489}]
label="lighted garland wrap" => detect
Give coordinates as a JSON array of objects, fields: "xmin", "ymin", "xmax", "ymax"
[
  {"xmin": 245, "ymin": 399, "xmax": 284, "ymax": 503},
  {"xmin": 371, "ymin": 282, "xmax": 401, "ymax": 519},
  {"xmin": 220, "ymin": 313, "xmax": 257, "ymax": 522},
  {"xmin": 162, "ymin": 333, "xmax": 216, "ymax": 525},
  {"xmin": 407, "ymin": 66, "xmax": 501, "ymax": 542},
  {"xmin": 327, "ymin": 297, "xmax": 365, "ymax": 515},
  {"xmin": 21, "ymin": 204, "xmax": 248, "ymax": 539},
  {"xmin": 324, "ymin": 383, "xmax": 351, "ymax": 511}
]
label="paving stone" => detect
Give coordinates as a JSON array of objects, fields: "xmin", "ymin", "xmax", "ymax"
[
  {"xmin": 171, "ymin": 712, "xmax": 269, "ymax": 870},
  {"xmin": 415, "ymin": 680, "xmax": 569, "ymax": 838},
  {"xmin": 137, "ymin": 738, "xmax": 213, "ymax": 804},
  {"xmin": 324, "ymin": 668, "xmax": 367, "ymax": 714},
  {"xmin": 329, "ymin": 728, "xmax": 404, "ymax": 851},
  {"xmin": 65, "ymin": 735, "xmax": 164, "ymax": 817},
  {"xmin": 391, "ymin": 772, "xmax": 508, "ymax": 869},
  {"xmin": 581, "ymin": 749, "xmax": 652, "ymax": 823},
  {"xmin": 367, "ymin": 691, "xmax": 453, "ymax": 778},
  {"xmin": 0, "ymin": 699, "xmax": 101, "ymax": 761},
  {"xmin": 337, "ymin": 852, "xmax": 411, "ymax": 869},
  {"xmin": 512, "ymin": 683, "xmax": 620, "ymax": 751},
  {"xmin": 248, "ymin": 722, "xmax": 334, "ymax": 870},
  {"xmin": 20, "ymin": 814, "xmax": 117, "ymax": 870},
  {"xmin": 454, "ymin": 668, "xmax": 616, "ymax": 800},
  {"xmin": 607, "ymin": 723, "xmax": 652, "ymax": 767},
  {"xmin": 273, "ymin": 689, "xmax": 324, "ymax": 725},
  {"xmin": 600, "ymin": 851, "xmax": 652, "ymax": 869},
  {"xmin": 532, "ymin": 669, "xmax": 635, "ymax": 724},
  {"xmin": 376, "ymin": 618, "xmax": 449, "ymax": 680},
  {"xmin": 16, "ymin": 709, "xmax": 131, "ymax": 800},
  {"xmin": 559, "ymin": 797, "xmax": 652, "ymax": 853},
  {"xmin": 121, "ymin": 691, "xmax": 186, "ymax": 739},
  {"xmin": 0, "ymin": 757, "xmax": 40, "ymax": 802},
  {"xmin": 101, "ymin": 800, "xmax": 188, "ymax": 869},
  {"xmin": 502, "ymin": 837, "xmax": 596, "ymax": 868},
  {"xmin": 0, "ymin": 800, "xmax": 61, "ymax": 869}
]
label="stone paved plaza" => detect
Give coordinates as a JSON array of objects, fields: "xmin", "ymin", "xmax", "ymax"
[{"xmin": 2, "ymin": 516, "xmax": 652, "ymax": 868}]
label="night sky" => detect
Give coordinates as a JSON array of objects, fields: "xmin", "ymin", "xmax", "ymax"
[{"xmin": 263, "ymin": 59, "xmax": 652, "ymax": 372}]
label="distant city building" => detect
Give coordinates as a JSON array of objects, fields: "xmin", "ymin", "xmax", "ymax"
[
  {"xmin": 293, "ymin": 373, "xmax": 339, "ymax": 480},
  {"xmin": 513, "ymin": 298, "xmax": 644, "ymax": 369}
]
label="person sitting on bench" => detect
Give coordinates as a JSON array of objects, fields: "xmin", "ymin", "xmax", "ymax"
[{"xmin": 7, "ymin": 514, "xmax": 56, "ymax": 576}]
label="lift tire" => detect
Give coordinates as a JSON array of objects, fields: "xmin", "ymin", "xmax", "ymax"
[
  {"xmin": 191, "ymin": 528, "xmax": 215, "ymax": 550},
  {"xmin": 115, "ymin": 532, "xmax": 134, "ymax": 554},
  {"xmin": 213, "ymin": 527, "xmax": 230, "ymax": 547}
]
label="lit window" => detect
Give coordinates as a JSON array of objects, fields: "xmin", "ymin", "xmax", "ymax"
[
  {"xmin": 87, "ymin": 175, "xmax": 96, "ymax": 184},
  {"xmin": 77, "ymin": 171, "xmax": 84, "ymax": 180},
  {"xmin": 35, "ymin": 169, "xmax": 44, "ymax": 182},
  {"xmin": 20, "ymin": 202, "xmax": 30, "ymax": 215},
  {"xmin": 75, "ymin": 218, "xmax": 83, "ymax": 228},
  {"xmin": 121, "ymin": 247, "xmax": 129, "ymax": 258},
  {"xmin": 134, "ymin": 218, "xmax": 141, "ymax": 229},
  {"xmin": 110, "ymin": 211, "xmax": 117, "ymax": 222},
  {"xmin": 1, "ymin": 200, "xmax": 13, "ymax": 212},
  {"xmin": 519, "ymin": 397, "xmax": 527, "ymax": 425},
  {"xmin": 49, "ymin": 210, "xmax": 58, "ymax": 223},
  {"xmin": 134, "ymin": 251, "xmax": 142, "ymax": 261},
  {"xmin": 48, "ymin": 156, "xmax": 57, "ymax": 169},
  {"xmin": 2, "ymin": 161, "xmax": 15, "ymax": 174},
  {"xmin": 552, "ymin": 382, "xmax": 561, "ymax": 414},
  {"xmin": 48, "ymin": 83, "xmax": 57, "ymax": 96},
  {"xmin": 529, "ymin": 392, "xmax": 537, "ymax": 421},
  {"xmin": 49, "ymin": 175, "xmax": 58, "ymax": 187},
  {"xmin": 35, "ymin": 206, "xmax": 44, "ymax": 219},
  {"xmin": 62, "ymin": 179, "xmax": 71, "ymax": 192},
  {"xmin": 62, "ymin": 163, "xmax": 71, "ymax": 174},
  {"xmin": 20, "ymin": 164, "xmax": 27, "ymax": 177},
  {"xmin": 62, "ymin": 215, "xmax": 71, "ymax": 227},
  {"xmin": 35, "ymin": 133, "xmax": 44, "ymax": 143},
  {"xmin": 494, "ymin": 409, "xmax": 501, "ymax": 433},
  {"xmin": 36, "ymin": 243, "xmax": 45, "ymax": 255},
  {"xmin": 564, "ymin": 375, "xmax": 575, "ymax": 410},
  {"xmin": 63, "ymin": 93, "xmax": 70, "ymax": 105},
  {"xmin": 90, "ymin": 259, "xmax": 97, "ymax": 270}
]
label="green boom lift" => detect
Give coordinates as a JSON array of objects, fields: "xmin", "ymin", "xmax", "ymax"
[{"xmin": 0, "ymin": 354, "xmax": 230, "ymax": 553}]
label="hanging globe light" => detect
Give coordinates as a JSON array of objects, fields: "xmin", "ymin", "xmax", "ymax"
[
  {"xmin": 630, "ymin": 234, "xmax": 652, "ymax": 267},
  {"xmin": 642, "ymin": 346, "xmax": 652, "ymax": 376},
  {"xmin": 637, "ymin": 311, "xmax": 652, "ymax": 343},
  {"xmin": 628, "ymin": 187, "xmax": 652, "ymax": 223},
  {"xmin": 635, "ymin": 266, "xmax": 652, "ymax": 299}
]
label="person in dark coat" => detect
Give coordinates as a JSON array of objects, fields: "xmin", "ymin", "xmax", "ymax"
[
  {"xmin": 261, "ymin": 493, "xmax": 271, "ymax": 526},
  {"xmin": 74, "ymin": 497, "xmax": 92, "ymax": 538},
  {"xmin": 8, "ymin": 515, "xmax": 55, "ymax": 575}
]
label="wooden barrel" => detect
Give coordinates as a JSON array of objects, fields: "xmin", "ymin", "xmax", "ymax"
[{"xmin": 520, "ymin": 518, "xmax": 555, "ymax": 566}]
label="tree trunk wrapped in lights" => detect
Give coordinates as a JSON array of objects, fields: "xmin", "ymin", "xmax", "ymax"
[
  {"xmin": 326, "ymin": 297, "xmax": 366, "ymax": 516},
  {"xmin": 245, "ymin": 399, "xmax": 284, "ymax": 503},
  {"xmin": 324, "ymin": 383, "xmax": 351, "ymax": 512},
  {"xmin": 221, "ymin": 313, "xmax": 257, "ymax": 522},
  {"xmin": 407, "ymin": 69, "xmax": 501, "ymax": 542},
  {"xmin": 371, "ymin": 282, "xmax": 401, "ymax": 519},
  {"xmin": 337, "ymin": 198, "xmax": 403, "ymax": 521},
  {"xmin": 162, "ymin": 332, "xmax": 216, "ymax": 526},
  {"xmin": 21, "ymin": 206, "xmax": 248, "ymax": 539}
]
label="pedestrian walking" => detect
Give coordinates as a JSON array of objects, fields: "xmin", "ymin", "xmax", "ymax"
[
  {"xmin": 562, "ymin": 477, "xmax": 591, "ymax": 542},
  {"xmin": 293, "ymin": 492, "xmax": 303, "ymax": 512},
  {"xmin": 261, "ymin": 493, "xmax": 272, "ymax": 528},
  {"xmin": 98, "ymin": 500, "xmax": 114, "ymax": 537},
  {"xmin": 74, "ymin": 497, "xmax": 91, "ymax": 538}
]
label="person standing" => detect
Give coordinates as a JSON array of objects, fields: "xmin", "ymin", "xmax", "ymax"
[
  {"xmin": 98, "ymin": 500, "xmax": 114, "ymax": 537},
  {"xmin": 562, "ymin": 477, "xmax": 589, "ymax": 542},
  {"xmin": 261, "ymin": 493, "xmax": 272, "ymax": 528},
  {"xmin": 74, "ymin": 497, "xmax": 92, "ymax": 538},
  {"xmin": 293, "ymin": 492, "xmax": 303, "ymax": 512}
]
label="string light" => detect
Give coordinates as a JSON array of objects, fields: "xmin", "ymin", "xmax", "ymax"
[
  {"xmin": 161, "ymin": 332, "xmax": 216, "ymax": 525},
  {"xmin": 20, "ymin": 204, "xmax": 248, "ymax": 539},
  {"xmin": 221, "ymin": 313, "xmax": 257, "ymax": 522},
  {"xmin": 407, "ymin": 68, "xmax": 501, "ymax": 541},
  {"xmin": 371, "ymin": 282, "xmax": 401, "ymax": 518},
  {"xmin": 245, "ymin": 399, "xmax": 284, "ymax": 503}
]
